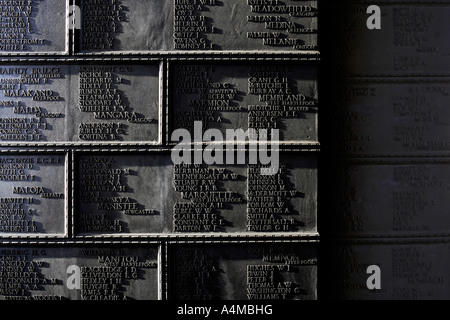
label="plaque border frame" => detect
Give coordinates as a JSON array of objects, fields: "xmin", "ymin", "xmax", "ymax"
[{"xmin": 70, "ymin": 149, "xmax": 319, "ymax": 240}]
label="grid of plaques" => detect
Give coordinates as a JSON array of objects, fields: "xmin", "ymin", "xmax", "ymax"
[
  {"xmin": 321, "ymin": 0, "xmax": 450, "ymax": 299},
  {"xmin": 0, "ymin": 0, "xmax": 319, "ymax": 300}
]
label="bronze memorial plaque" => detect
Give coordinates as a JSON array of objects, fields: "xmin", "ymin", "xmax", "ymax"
[
  {"xmin": 0, "ymin": 0, "xmax": 320, "ymax": 306},
  {"xmin": 0, "ymin": 154, "xmax": 66, "ymax": 237},
  {"xmin": 77, "ymin": 0, "xmax": 318, "ymax": 53},
  {"xmin": 75, "ymin": 152, "xmax": 317, "ymax": 237},
  {"xmin": 0, "ymin": 64, "xmax": 69, "ymax": 145},
  {"xmin": 0, "ymin": 0, "xmax": 68, "ymax": 55},
  {"xmin": 170, "ymin": 61, "xmax": 318, "ymax": 144}
]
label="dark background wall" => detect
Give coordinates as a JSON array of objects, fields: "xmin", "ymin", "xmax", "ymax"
[{"xmin": 319, "ymin": 1, "xmax": 450, "ymax": 300}]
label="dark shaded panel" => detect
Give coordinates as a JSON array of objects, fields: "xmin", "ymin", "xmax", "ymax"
[
  {"xmin": 169, "ymin": 243, "xmax": 317, "ymax": 300},
  {"xmin": 0, "ymin": 63, "xmax": 161, "ymax": 145}
]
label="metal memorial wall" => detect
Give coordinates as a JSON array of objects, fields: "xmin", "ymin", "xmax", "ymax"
[
  {"xmin": 1, "ymin": 0, "xmax": 442, "ymax": 302},
  {"xmin": 0, "ymin": 0, "xmax": 319, "ymax": 301}
]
